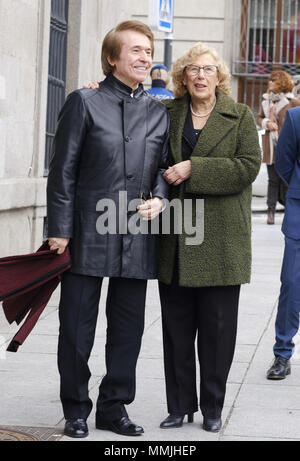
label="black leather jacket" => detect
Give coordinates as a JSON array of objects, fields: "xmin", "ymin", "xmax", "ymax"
[{"xmin": 47, "ymin": 73, "xmax": 169, "ymax": 279}]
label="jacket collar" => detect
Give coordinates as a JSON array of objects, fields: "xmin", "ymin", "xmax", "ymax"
[
  {"xmin": 262, "ymin": 91, "xmax": 295, "ymax": 116},
  {"xmin": 168, "ymin": 92, "xmax": 239, "ymax": 163},
  {"xmin": 100, "ymin": 72, "xmax": 145, "ymax": 100},
  {"xmin": 262, "ymin": 91, "xmax": 295, "ymax": 101}
]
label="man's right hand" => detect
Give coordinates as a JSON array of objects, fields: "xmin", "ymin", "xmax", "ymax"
[
  {"xmin": 83, "ymin": 81, "xmax": 100, "ymax": 90},
  {"xmin": 48, "ymin": 237, "xmax": 70, "ymax": 254}
]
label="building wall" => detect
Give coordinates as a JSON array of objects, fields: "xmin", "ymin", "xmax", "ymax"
[
  {"xmin": 123, "ymin": 0, "xmax": 238, "ymax": 95},
  {"xmin": 0, "ymin": 0, "xmax": 50, "ymax": 256},
  {"xmin": 0, "ymin": 0, "xmax": 237, "ymax": 258},
  {"xmin": 66, "ymin": 0, "xmax": 237, "ymax": 94}
]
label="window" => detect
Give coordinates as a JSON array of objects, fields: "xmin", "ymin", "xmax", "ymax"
[
  {"xmin": 233, "ymin": 0, "xmax": 300, "ymax": 115},
  {"xmin": 43, "ymin": 0, "xmax": 69, "ymax": 240},
  {"xmin": 234, "ymin": 0, "xmax": 300, "ymax": 76},
  {"xmin": 44, "ymin": 0, "xmax": 69, "ymax": 176}
]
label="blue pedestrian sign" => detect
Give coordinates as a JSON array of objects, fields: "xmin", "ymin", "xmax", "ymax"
[
  {"xmin": 159, "ymin": 0, "xmax": 173, "ymax": 32},
  {"xmin": 149, "ymin": 0, "xmax": 173, "ymax": 33}
]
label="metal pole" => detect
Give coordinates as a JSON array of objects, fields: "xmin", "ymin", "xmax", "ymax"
[{"xmin": 164, "ymin": 32, "xmax": 173, "ymax": 70}]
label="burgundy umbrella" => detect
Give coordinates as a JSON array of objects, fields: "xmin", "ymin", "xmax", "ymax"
[{"xmin": 0, "ymin": 242, "xmax": 71, "ymax": 352}]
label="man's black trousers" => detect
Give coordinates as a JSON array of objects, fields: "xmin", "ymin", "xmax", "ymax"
[{"xmin": 57, "ymin": 271, "xmax": 147, "ymax": 421}]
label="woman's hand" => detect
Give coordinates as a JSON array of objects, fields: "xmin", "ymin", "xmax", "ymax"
[
  {"xmin": 83, "ymin": 81, "xmax": 100, "ymax": 90},
  {"xmin": 163, "ymin": 160, "xmax": 192, "ymax": 186},
  {"xmin": 48, "ymin": 237, "xmax": 70, "ymax": 254},
  {"xmin": 137, "ymin": 197, "xmax": 163, "ymax": 220},
  {"xmin": 266, "ymin": 121, "xmax": 278, "ymax": 131}
]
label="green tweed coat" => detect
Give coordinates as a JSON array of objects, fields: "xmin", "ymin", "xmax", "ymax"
[{"xmin": 157, "ymin": 92, "xmax": 261, "ymax": 287}]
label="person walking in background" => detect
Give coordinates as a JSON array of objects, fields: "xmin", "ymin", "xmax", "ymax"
[
  {"xmin": 147, "ymin": 64, "xmax": 174, "ymax": 100},
  {"xmin": 257, "ymin": 70, "xmax": 300, "ymax": 225},
  {"xmin": 158, "ymin": 43, "xmax": 261, "ymax": 432},
  {"xmin": 266, "ymin": 105, "xmax": 300, "ymax": 380},
  {"xmin": 47, "ymin": 20, "xmax": 169, "ymax": 438}
]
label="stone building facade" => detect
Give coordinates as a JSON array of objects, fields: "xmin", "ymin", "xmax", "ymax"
[{"xmin": 0, "ymin": 0, "xmax": 237, "ymax": 257}]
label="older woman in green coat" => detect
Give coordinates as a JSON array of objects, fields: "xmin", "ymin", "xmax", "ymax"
[{"xmin": 158, "ymin": 43, "xmax": 261, "ymax": 432}]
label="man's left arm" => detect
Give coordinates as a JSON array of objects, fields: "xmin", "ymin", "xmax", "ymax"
[
  {"xmin": 275, "ymin": 110, "xmax": 298, "ymax": 185},
  {"xmin": 137, "ymin": 112, "xmax": 170, "ymax": 220}
]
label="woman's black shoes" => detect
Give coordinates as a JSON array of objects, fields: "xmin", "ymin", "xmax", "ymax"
[
  {"xmin": 160, "ymin": 413, "xmax": 194, "ymax": 429},
  {"xmin": 203, "ymin": 417, "xmax": 222, "ymax": 432},
  {"xmin": 160, "ymin": 413, "xmax": 222, "ymax": 432},
  {"xmin": 64, "ymin": 418, "xmax": 89, "ymax": 438}
]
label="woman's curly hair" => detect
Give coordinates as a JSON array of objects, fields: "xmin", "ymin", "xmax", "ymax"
[
  {"xmin": 268, "ymin": 70, "xmax": 294, "ymax": 94},
  {"xmin": 171, "ymin": 42, "xmax": 231, "ymax": 99}
]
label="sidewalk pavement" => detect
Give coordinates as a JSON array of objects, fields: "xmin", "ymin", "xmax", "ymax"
[{"xmin": 1, "ymin": 197, "xmax": 300, "ymax": 442}]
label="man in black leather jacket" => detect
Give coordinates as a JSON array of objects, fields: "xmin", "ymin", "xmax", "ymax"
[{"xmin": 46, "ymin": 21, "xmax": 169, "ymax": 438}]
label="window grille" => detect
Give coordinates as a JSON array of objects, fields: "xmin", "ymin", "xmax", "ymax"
[
  {"xmin": 44, "ymin": 0, "xmax": 69, "ymax": 176},
  {"xmin": 233, "ymin": 0, "xmax": 300, "ymax": 114},
  {"xmin": 233, "ymin": 0, "xmax": 300, "ymax": 77}
]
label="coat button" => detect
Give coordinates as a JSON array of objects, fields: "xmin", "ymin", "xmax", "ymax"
[
  {"xmin": 127, "ymin": 174, "xmax": 134, "ymax": 180},
  {"xmin": 125, "ymin": 136, "xmax": 130, "ymax": 142}
]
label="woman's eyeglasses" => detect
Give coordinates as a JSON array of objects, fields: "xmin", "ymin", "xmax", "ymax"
[{"xmin": 185, "ymin": 65, "xmax": 218, "ymax": 76}]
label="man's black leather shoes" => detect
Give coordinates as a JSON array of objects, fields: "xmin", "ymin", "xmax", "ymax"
[
  {"xmin": 96, "ymin": 415, "xmax": 144, "ymax": 436},
  {"xmin": 203, "ymin": 417, "xmax": 222, "ymax": 432},
  {"xmin": 64, "ymin": 418, "xmax": 89, "ymax": 438},
  {"xmin": 267, "ymin": 356, "xmax": 291, "ymax": 380}
]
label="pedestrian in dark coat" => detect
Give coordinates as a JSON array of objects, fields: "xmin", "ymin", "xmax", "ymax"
[
  {"xmin": 157, "ymin": 42, "xmax": 261, "ymax": 433},
  {"xmin": 46, "ymin": 21, "xmax": 169, "ymax": 438}
]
